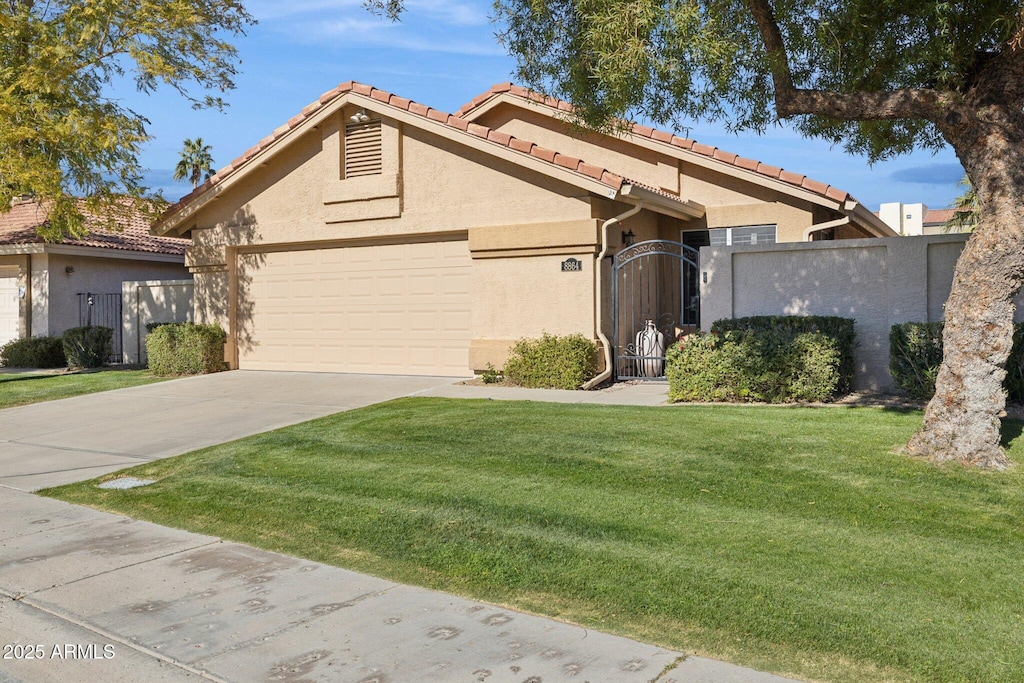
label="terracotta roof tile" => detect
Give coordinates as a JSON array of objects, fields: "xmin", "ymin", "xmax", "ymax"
[
  {"xmin": 509, "ymin": 138, "xmax": 534, "ymax": 154},
  {"xmin": 155, "ymin": 81, "xmax": 685, "ymax": 232},
  {"xmin": 925, "ymin": 208, "xmax": 956, "ymax": 224},
  {"xmin": 486, "ymin": 130, "xmax": 512, "ymax": 146},
  {"xmin": 779, "ymin": 170, "xmax": 805, "ymax": 185},
  {"xmin": 734, "ymin": 156, "xmax": 759, "ymax": 172},
  {"xmin": 554, "ymin": 153, "xmax": 583, "ymax": 170},
  {"xmin": 531, "ymin": 146, "xmax": 557, "ymax": 163},
  {"xmin": 651, "ymin": 129, "xmax": 673, "ymax": 144},
  {"xmin": 467, "ymin": 122, "xmax": 489, "ymax": 138},
  {"xmin": 632, "ymin": 123, "xmax": 655, "ymax": 138},
  {"xmin": 825, "ymin": 186, "xmax": 849, "ymax": 203},
  {"xmin": 457, "ymin": 83, "xmax": 859, "ymax": 206},
  {"xmin": 713, "ymin": 149, "xmax": 738, "ymax": 164},
  {"xmin": 692, "ymin": 142, "xmax": 717, "ymax": 157},
  {"xmin": 801, "ymin": 178, "xmax": 830, "ymax": 195},
  {"xmin": 0, "ymin": 200, "xmax": 188, "ymax": 255}
]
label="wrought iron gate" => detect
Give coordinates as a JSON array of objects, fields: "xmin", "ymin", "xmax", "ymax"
[
  {"xmin": 77, "ymin": 292, "xmax": 122, "ymax": 363},
  {"xmin": 612, "ymin": 240, "xmax": 699, "ymax": 380}
]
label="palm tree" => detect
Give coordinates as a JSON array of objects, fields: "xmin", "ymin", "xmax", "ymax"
[
  {"xmin": 173, "ymin": 138, "xmax": 215, "ymax": 189},
  {"xmin": 945, "ymin": 175, "xmax": 979, "ymax": 233}
]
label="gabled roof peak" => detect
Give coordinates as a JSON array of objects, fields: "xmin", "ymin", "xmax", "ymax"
[{"xmin": 154, "ymin": 81, "xmax": 704, "ymax": 233}]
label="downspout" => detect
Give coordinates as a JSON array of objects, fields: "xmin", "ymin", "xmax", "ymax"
[
  {"xmin": 582, "ymin": 201, "xmax": 643, "ymax": 390},
  {"xmin": 802, "ymin": 216, "xmax": 850, "ymax": 241}
]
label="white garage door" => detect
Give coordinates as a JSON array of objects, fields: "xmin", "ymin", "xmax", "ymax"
[
  {"xmin": 0, "ymin": 273, "xmax": 19, "ymax": 348},
  {"xmin": 238, "ymin": 239, "xmax": 472, "ymax": 376}
]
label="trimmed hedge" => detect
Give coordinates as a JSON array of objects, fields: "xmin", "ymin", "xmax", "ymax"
[
  {"xmin": 890, "ymin": 322, "xmax": 1024, "ymax": 400},
  {"xmin": 146, "ymin": 322, "xmax": 227, "ymax": 376},
  {"xmin": 0, "ymin": 336, "xmax": 66, "ymax": 368},
  {"xmin": 667, "ymin": 329, "xmax": 845, "ymax": 403},
  {"xmin": 62, "ymin": 326, "xmax": 112, "ymax": 368},
  {"xmin": 711, "ymin": 315, "xmax": 857, "ymax": 393},
  {"xmin": 503, "ymin": 333, "xmax": 598, "ymax": 390}
]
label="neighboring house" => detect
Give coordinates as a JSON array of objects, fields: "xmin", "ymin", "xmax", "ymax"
[
  {"xmin": 0, "ymin": 198, "xmax": 191, "ymax": 355},
  {"xmin": 151, "ymin": 81, "xmax": 896, "ymax": 378},
  {"xmin": 878, "ymin": 202, "xmax": 961, "ymax": 235}
]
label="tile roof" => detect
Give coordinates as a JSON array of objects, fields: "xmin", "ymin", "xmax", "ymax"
[
  {"xmin": 155, "ymin": 81, "xmax": 697, "ymax": 231},
  {"xmin": 924, "ymin": 208, "xmax": 956, "ymax": 224},
  {"xmin": 455, "ymin": 83, "xmax": 855, "ymax": 205},
  {"xmin": 0, "ymin": 200, "xmax": 189, "ymax": 256}
]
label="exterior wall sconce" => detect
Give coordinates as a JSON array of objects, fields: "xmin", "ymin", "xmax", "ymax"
[
  {"xmin": 65, "ymin": 266, "xmax": 74, "ymax": 274},
  {"xmin": 621, "ymin": 229, "xmax": 636, "ymax": 247}
]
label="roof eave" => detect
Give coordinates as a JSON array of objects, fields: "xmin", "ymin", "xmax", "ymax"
[
  {"xmin": 847, "ymin": 201, "xmax": 899, "ymax": 237},
  {"xmin": 466, "ymin": 92, "xmax": 850, "ymax": 212},
  {"xmin": 619, "ymin": 184, "xmax": 705, "ymax": 221}
]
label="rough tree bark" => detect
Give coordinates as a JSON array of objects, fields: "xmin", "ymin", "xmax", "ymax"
[{"xmin": 906, "ymin": 108, "xmax": 1024, "ymax": 468}]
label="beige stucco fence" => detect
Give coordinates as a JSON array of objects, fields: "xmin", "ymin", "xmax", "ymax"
[
  {"xmin": 699, "ymin": 234, "xmax": 1024, "ymax": 391},
  {"xmin": 121, "ymin": 280, "xmax": 194, "ymax": 365}
]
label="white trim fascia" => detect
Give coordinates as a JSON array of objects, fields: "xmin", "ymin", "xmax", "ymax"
[
  {"xmin": 848, "ymin": 202, "xmax": 898, "ymax": 237},
  {"xmin": 465, "ymin": 93, "xmax": 846, "ymax": 211}
]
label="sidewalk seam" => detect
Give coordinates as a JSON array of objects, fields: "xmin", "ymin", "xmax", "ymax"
[{"xmin": 5, "ymin": 595, "xmax": 229, "ymax": 683}]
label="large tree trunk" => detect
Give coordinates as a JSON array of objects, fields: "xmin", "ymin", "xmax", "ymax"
[{"xmin": 907, "ymin": 122, "xmax": 1024, "ymax": 468}]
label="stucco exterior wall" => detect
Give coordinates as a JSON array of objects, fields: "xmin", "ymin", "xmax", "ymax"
[
  {"xmin": 121, "ymin": 280, "xmax": 195, "ymax": 364},
  {"xmin": 45, "ymin": 253, "xmax": 190, "ymax": 337},
  {"xmin": 700, "ymin": 234, "xmax": 1024, "ymax": 391}
]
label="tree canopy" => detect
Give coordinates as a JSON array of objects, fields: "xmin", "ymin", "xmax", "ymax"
[{"xmin": 0, "ymin": 0, "xmax": 254, "ymax": 240}]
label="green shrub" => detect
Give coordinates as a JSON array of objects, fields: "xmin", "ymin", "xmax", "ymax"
[
  {"xmin": 146, "ymin": 323, "xmax": 227, "ymax": 376},
  {"xmin": 503, "ymin": 333, "xmax": 598, "ymax": 389},
  {"xmin": 889, "ymin": 323, "xmax": 945, "ymax": 399},
  {"xmin": 711, "ymin": 315, "xmax": 857, "ymax": 392},
  {"xmin": 61, "ymin": 326, "xmax": 112, "ymax": 368},
  {"xmin": 890, "ymin": 322, "xmax": 1024, "ymax": 401},
  {"xmin": 0, "ymin": 336, "xmax": 66, "ymax": 368},
  {"xmin": 667, "ymin": 328, "xmax": 845, "ymax": 403}
]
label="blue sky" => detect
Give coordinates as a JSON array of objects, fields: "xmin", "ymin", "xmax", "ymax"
[{"xmin": 128, "ymin": 0, "xmax": 966, "ymax": 213}]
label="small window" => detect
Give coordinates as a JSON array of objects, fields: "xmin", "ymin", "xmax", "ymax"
[
  {"xmin": 708, "ymin": 224, "xmax": 777, "ymax": 246},
  {"xmin": 344, "ymin": 119, "xmax": 382, "ymax": 178}
]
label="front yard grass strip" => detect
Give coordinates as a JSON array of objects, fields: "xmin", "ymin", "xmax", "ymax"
[
  {"xmin": 0, "ymin": 369, "xmax": 168, "ymax": 409},
  {"xmin": 43, "ymin": 398, "xmax": 1024, "ymax": 683}
]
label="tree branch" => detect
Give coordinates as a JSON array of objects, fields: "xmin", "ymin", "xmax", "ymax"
[{"xmin": 743, "ymin": 0, "xmax": 948, "ymax": 121}]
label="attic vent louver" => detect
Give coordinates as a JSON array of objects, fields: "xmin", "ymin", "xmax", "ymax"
[{"xmin": 344, "ymin": 119, "xmax": 383, "ymax": 178}]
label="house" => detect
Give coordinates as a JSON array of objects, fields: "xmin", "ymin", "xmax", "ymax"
[
  {"xmin": 878, "ymin": 202, "xmax": 962, "ymax": 235},
  {"xmin": 151, "ymin": 81, "xmax": 896, "ymax": 379},
  {"xmin": 0, "ymin": 198, "xmax": 191, "ymax": 357}
]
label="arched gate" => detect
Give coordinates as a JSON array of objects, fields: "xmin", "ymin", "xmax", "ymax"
[{"xmin": 612, "ymin": 240, "xmax": 700, "ymax": 380}]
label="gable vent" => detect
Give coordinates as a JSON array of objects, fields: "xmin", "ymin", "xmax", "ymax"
[{"xmin": 344, "ymin": 119, "xmax": 383, "ymax": 178}]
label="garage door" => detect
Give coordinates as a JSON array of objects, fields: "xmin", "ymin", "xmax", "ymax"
[
  {"xmin": 238, "ymin": 239, "xmax": 472, "ymax": 375},
  {"xmin": 0, "ymin": 272, "xmax": 19, "ymax": 348}
]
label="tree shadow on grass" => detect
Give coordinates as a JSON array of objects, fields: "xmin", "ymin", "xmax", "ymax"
[
  {"xmin": 0, "ymin": 374, "xmax": 63, "ymax": 385},
  {"xmin": 1000, "ymin": 418, "xmax": 1024, "ymax": 449}
]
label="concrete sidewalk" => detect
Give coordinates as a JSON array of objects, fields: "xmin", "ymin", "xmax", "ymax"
[{"xmin": 0, "ymin": 488, "xmax": 799, "ymax": 683}]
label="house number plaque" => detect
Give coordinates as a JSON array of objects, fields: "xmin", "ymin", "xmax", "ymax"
[{"xmin": 561, "ymin": 258, "xmax": 583, "ymax": 272}]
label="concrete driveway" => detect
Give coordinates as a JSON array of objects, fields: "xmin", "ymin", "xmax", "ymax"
[{"xmin": 0, "ymin": 370, "xmax": 461, "ymax": 491}]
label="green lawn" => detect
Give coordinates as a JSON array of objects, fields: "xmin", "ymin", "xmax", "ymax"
[
  {"xmin": 43, "ymin": 398, "xmax": 1024, "ymax": 683},
  {"xmin": 0, "ymin": 369, "xmax": 168, "ymax": 409}
]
